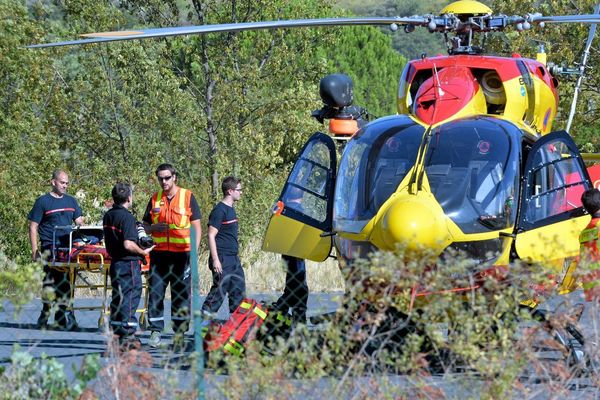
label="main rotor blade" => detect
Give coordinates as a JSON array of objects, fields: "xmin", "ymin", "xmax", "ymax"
[
  {"xmin": 28, "ymin": 17, "xmax": 428, "ymax": 48},
  {"xmin": 566, "ymin": 4, "xmax": 600, "ymax": 133},
  {"xmin": 529, "ymin": 13, "xmax": 600, "ymax": 24}
]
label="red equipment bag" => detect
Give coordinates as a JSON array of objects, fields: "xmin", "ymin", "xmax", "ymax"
[{"xmin": 203, "ymin": 298, "xmax": 268, "ymax": 356}]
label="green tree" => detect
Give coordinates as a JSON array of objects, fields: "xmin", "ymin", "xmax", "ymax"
[
  {"xmin": 490, "ymin": 0, "xmax": 600, "ymax": 149},
  {"xmin": 321, "ymin": 25, "xmax": 407, "ymax": 118}
]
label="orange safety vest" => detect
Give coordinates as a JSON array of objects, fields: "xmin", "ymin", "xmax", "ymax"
[
  {"xmin": 579, "ymin": 217, "xmax": 600, "ymax": 301},
  {"xmin": 149, "ymin": 188, "xmax": 193, "ymax": 252}
]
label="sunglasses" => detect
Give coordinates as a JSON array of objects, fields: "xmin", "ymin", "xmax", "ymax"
[{"xmin": 157, "ymin": 175, "xmax": 173, "ymax": 182}]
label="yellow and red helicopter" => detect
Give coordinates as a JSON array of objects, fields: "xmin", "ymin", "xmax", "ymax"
[{"xmin": 30, "ymin": 0, "xmax": 600, "ymax": 307}]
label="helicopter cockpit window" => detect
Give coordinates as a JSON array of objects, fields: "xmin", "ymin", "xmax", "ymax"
[
  {"xmin": 334, "ymin": 116, "xmax": 424, "ymax": 233},
  {"xmin": 523, "ymin": 140, "xmax": 588, "ymax": 225},
  {"xmin": 284, "ymin": 139, "xmax": 332, "ymax": 224},
  {"xmin": 424, "ymin": 118, "xmax": 520, "ymax": 234}
]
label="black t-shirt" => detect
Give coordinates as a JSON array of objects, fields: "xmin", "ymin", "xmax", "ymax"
[
  {"xmin": 103, "ymin": 204, "xmax": 140, "ymax": 262},
  {"xmin": 142, "ymin": 191, "xmax": 201, "ymax": 224},
  {"xmin": 208, "ymin": 202, "xmax": 238, "ymax": 256},
  {"xmin": 28, "ymin": 193, "xmax": 83, "ymax": 248}
]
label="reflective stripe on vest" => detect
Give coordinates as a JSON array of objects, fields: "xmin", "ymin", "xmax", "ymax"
[
  {"xmin": 253, "ymin": 307, "xmax": 267, "ymax": 320},
  {"xmin": 224, "ymin": 338, "xmax": 244, "ymax": 356},
  {"xmin": 149, "ymin": 188, "xmax": 193, "ymax": 252}
]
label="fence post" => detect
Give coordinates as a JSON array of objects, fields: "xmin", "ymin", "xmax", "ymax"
[{"xmin": 190, "ymin": 226, "xmax": 205, "ymax": 400}]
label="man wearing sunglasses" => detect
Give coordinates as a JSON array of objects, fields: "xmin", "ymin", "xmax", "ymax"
[{"xmin": 143, "ymin": 163, "xmax": 201, "ymax": 349}]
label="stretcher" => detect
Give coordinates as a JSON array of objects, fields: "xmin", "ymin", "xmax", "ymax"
[{"xmin": 49, "ymin": 225, "xmax": 150, "ymax": 329}]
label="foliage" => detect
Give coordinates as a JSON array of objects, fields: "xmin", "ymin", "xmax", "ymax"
[
  {"xmin": 489, "ymin": 0, "xmax": 600, "ymax": 149},
  {"xmin": 0, "ymin": 251, "xmax": 42, "ymax": 308},
  {"xmin": 339, "ymin": 0, "xmax": 450, "ymax": 60},
  {"xmin": 197, "ymin": 248, "xmax": 593, "ymax": 398},
  {"xmin": 320, "ymin": 25, "xmax": 407, "ymax": 118},
  {"xmin": 0, "ymin": 350, "xmax": 100, "ymax": 400},
  {"xmin": 0, "ymin": 0, "xmax": 409, "ymax": 261}
]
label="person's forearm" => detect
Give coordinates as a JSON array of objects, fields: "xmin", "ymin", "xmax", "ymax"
[
  {"xmin": 29, "ymin": 222, "xmax": 39, "ymax": 258},
  {"xmin": 124, "ymin": 240, "xmax": 149, "ymax": 257},
  {"xmin": 207, "ymin": 235, "xmax": 219, "ymax": 261},
  {"xmin": 192, "ymin": 221, "xmax": 202, "ymax": 251}
]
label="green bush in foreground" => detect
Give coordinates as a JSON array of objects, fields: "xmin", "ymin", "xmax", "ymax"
[
  {"xmin": 0, "ymin": 350, "xmax": 100, "ymax": 400},
  {"xmin": 1, "ymin": 247, "xmax": 596, "ymax": 398},
  {"xmin": 200, "ymin": 248, "xmax": 594, "ymax": 398}
]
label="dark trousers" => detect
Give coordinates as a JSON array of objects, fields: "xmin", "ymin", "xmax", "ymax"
[
  {"xmin": 148, "ymin": 251, "xmax": 191, "ymax": 333},
  {"xmin": 275, "ymin": 255, "xmax": 308, "ymax": 317},
  {"xmin": 202, "ymin": 254, "xmax": 246, "ymax": 314},
  {"xmin": 39, "ymin": 264, "xmax": 73, "ymax": 325},
  {"xmin": 109, "ymin": 259, "xmax": 142, "ymax": 337}
]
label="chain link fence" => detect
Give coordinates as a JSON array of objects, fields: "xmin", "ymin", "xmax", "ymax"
[{"xmin": 2, "ymin": 237, "xmax": 600, "ymax": 398}]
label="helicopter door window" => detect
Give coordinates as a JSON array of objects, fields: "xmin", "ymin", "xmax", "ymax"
[
  {"xmin": 334, "ymin": 116, "xmax": 424, "ymax": 233},
  {"xmin": 521, "ymin": 135, "xmax": 590, "ymax": 228},
  {"xmin": 283, "ymin": 139, "xmax": 334, "ymax": 226}
]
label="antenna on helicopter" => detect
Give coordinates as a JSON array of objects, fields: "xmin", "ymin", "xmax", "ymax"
[{"xmin": 566, "ymin": 3, "xmax": 600, "ymax": 133}]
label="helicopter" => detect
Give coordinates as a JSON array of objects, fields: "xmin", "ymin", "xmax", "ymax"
[{"xmin": 29, "ymin": 0, "xmax": 600, "ymax": 308}]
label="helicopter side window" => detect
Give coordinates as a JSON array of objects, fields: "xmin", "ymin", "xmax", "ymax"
[
  {"xmin": 524, "ymin": 141, "xmax": 588, "ymax": 224},
  {"xmin": 334, "ymin": 116, "xmax": 424, "ymax": 233}
]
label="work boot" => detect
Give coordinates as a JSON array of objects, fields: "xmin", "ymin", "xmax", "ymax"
[
  {"xmin": 36, "ymin": 312, "xmax": 48, "ymax": 330},
  {"xmin": 292, "ymin": 308, "xmax": 307, "ymax": 326},
  {"xmin": 55, "ymin": 310, "xmax": 78, "ymax": 331},
  {"xmin": 148, "ymin": 331, "xmax": 162, "ymax": 348}
]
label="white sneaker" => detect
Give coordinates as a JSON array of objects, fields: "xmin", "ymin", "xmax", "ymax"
[{"xmin": 148, "ymin": 331, "xmax": 162, "ymax": 348}]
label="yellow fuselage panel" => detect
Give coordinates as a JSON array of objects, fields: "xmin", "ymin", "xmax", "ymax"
[
  {"xmin": 515, "ymin": 215, "xmax": 590, "ymax": 264},
  {"xmin": 262, "ymin": 214, "xmax": 331, "ymax": 262}
]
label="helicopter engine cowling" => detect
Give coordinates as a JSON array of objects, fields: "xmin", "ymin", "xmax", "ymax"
[{"xmin": 413, "ymin": 66, "xmax": 487, "ymax": 125}]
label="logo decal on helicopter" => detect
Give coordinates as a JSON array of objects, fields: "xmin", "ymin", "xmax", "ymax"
[{"xmin": 477, "ymin": 140, "xmax": 490, "ymax": 154}]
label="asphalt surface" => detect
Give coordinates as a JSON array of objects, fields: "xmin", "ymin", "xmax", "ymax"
[{"xmin": 1, "ymin": 291, "xmax": 599, "ymax": 398}]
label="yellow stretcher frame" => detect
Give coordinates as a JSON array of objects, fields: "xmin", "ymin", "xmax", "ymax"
[{"xmin": 49, "ymin": 225, "xmax": 150, "ymax": 329}]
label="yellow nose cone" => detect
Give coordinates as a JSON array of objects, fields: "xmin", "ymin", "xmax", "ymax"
[{"xmin": 381, "ymin": 197, "xmax": 449, "ymax": 253}]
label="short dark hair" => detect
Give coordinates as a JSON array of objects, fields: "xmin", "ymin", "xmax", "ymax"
[
  {"xmin": 222, "ymin": 176, "xmax": 241, "ymax": 196},
  {"xmin": 155, "ymin": 163, "xmax": 177, "ymax": 177},
  {"xmin": 112, "ymin": 183, "xmax": 132, "ymax": 205},
  {"xmin": 51, "ymin": 169, "xmax": 68, "ymax": 180},
  {"xmin": 582, "ymin": 188, "xmax": 600, "ymax": 216}
]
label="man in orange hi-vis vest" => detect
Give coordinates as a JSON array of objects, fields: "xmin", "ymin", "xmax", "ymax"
[
  {"xmin": 143, "ymin": 163, "xmax": 201, "ymax": 349},
  {"xmin": 579, "ymin": 188, "xmax": 600, "ymax": 302}
]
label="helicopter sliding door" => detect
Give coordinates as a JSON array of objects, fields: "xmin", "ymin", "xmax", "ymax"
[
  {"xmin": 262, "ymin": 132, "xmax": 337, "ymax": 262},
  {"xmin": 515, "ymin": 131, "xmax": 592, "ymax": 263}
]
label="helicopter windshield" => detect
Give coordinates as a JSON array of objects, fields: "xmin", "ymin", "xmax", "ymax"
[
  {"xmin": 424, "ymin": 117, "xmax": 520, "ymax": 234},
  {"xmin": 334, "ymin": 116, "xmax": 425, "ymax": 233}
]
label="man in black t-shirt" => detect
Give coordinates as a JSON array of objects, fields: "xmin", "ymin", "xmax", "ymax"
[
  {"xmin": 103, "ymin": 183, "xmax": 154, "ymax": 348},
  {"xmin": 201, "ymin": 176, "xmax": 246, "ymax": 314},
  {"xmin": 28, "ymin": 169, "xmax": 83, "ymax": 330}
]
